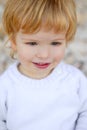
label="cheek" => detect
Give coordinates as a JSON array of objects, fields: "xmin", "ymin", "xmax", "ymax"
[
  {"xmin": 17, "ymin": 48, "xmax": 32, "ymax": 61},
  {"xmin": 53, "ymin": 47, "xmax": 66, "ymax": 61}
]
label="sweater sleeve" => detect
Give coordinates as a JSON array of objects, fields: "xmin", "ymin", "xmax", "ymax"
[
  {"xmin": 0, "ymin": 84, "xmax": 7, "ymax": 130},
  {"xmin": 75, "ymin": 74, "xmax": 87, "ymax": 130}
]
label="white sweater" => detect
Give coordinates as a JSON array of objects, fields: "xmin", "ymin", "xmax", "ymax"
[{"xmin": 0, "ymin": 62, "xmax": 87, "ymax": 130}]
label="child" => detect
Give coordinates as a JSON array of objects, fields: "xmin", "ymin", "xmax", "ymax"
[{"xmin": 0, "ymin": 0, "xmax": 87, "ymax": 130}]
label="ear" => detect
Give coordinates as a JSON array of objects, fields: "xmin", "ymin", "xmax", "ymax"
[{"xmin": 10, "ymin": 38, "xmax": 17, "ymax": 51}]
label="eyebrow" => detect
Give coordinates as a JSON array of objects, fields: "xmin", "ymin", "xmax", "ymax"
[{"xmin": 22, "ymin": 38, "xmax": 65, "ymax": 42}]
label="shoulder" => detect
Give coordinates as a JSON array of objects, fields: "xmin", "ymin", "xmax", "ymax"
[
  {"xmin": 61, "ymin": 62, "xmax": 87, "ymax": 79},
  {"xmin": 63, "ymin": 62, "xmax": 87, "ymax": 90},
  {"xmin": 56, "ymin": 62, "xmax": 87, "ymax": 88},
  {"xmin": 0, "ymin": 62, "xmax": 17, "ymax": 90},
  {"xmin": 58, "ymin": 62, "xmax": 87, "ymax": 99}
]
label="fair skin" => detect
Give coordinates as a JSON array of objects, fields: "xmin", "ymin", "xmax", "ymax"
[{"xmin": 11, "ymin": 29, "xmax": 66, "ymax": 79}]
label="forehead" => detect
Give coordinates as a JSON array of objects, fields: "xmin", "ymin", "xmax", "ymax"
[{"xmin": 17, "ymin": 29, "xmax": 66, "ymax": 41}]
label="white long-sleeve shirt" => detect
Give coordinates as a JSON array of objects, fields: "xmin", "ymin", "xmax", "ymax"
[{"xmin": 0, "ymin": 62, "xmax": 87, "ymax": 130}]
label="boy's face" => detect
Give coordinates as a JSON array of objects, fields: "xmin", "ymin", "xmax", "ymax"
[{"xmin": 12, "ymin": 29, "xmax": 66, "ymax": 79}]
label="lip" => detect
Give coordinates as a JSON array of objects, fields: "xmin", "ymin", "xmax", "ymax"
[{"xmin": 32, "ymin": 62, "xmax": 50, "ymax": 69}]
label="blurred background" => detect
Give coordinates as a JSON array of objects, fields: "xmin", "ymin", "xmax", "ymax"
[{"xmin": 0, "ymin": 0, "xmax": 87, "ymax": 76}]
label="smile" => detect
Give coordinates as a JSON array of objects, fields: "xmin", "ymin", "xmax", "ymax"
[{"xmin": 32, "ymin": 62, "xmax": 50, "ymax": 69}]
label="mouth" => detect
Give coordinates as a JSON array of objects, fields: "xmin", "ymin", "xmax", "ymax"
[{"xmin": 32, "ymin": 62, "xmax": 51, "ymax": 69}]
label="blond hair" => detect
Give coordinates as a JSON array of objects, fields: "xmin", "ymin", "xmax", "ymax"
[{"xmin": 3, "ymin": 0, "xmax": 77, "ymax": 42}]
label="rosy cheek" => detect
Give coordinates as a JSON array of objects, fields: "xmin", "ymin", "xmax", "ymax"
[
  {"xmin": 17, "ymin": 51, "xmax": 27, "ymax": 61},
  {"xmin": 54, "ymin": 51, "xmax": 65, "ymax": 61}
]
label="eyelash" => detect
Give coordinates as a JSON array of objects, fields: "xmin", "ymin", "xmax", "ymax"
[
  {"xmin": 51, "ymin": 42, "xmax": 62, "ymax": 45},
  {"xmin": 25, "ymin": 42, "xmax": 62, "ymax": 46},
  {"xmin": 25, "ymin": 42, "xmax": 37, "ymax": 45}
]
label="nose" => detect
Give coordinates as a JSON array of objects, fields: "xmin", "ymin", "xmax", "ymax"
[{"xmin": 36, "ymin": 46, "xmax": 50, "ymax": 59}]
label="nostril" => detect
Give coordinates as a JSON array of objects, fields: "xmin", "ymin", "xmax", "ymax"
[
  {"xmin": 36, "ymin": 50, "xmax": 49, "ymax": 59},
  {"xmin": 36, "ymin": 52, "xmax": 49, "ymax": 59}
]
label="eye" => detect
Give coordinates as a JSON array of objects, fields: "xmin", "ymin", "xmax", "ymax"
[
  {"xmin": 51, "ymin": 42, "xmax": 62, "ymax": 45},
  {"xmin": 25, "ymin": 42, "xmax": 37, "ymax": 45}
]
